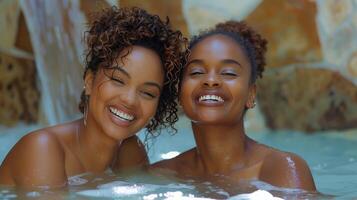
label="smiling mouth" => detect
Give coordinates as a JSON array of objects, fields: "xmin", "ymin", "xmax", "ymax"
[
  {"xmin": 109, "ymin": 107, "xmax": 134, "ymax": 121},
  {"xmin": 198, "ymin": 95, "xmax": 224, "ymax": 102}
]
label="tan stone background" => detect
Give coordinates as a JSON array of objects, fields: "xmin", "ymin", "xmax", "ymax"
[{"xmin": 0, "ymin": 0, "xmax": 356, "ymax": 133}]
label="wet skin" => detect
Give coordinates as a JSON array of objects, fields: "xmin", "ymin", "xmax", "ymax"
[
  {"xmin": 152, "ymin": 35, "xmax": 316, "ymax": 192},
  {"xmin": 0, "ymin": 46, "xmax": 164, "ymax": 188}
]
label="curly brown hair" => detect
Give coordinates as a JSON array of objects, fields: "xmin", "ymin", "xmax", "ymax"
[
  {"xmin": 188, "ymin": 20, "xmax": 267, "ymax": 83},
  {"xmin": 79, "ymin": 6, "xmax": 187, "ymax": 134}
]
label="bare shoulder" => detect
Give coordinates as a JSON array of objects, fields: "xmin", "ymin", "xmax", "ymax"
[
  {"xmin": 112, "ymin": 135, "xmax": 149, "ymax": 172},
  {"xmin": 259, "ymin": 149, "xmax": 316, "ymax": 191},
  {"xmin": 0, "ymin": 129, "xmax": 67, "ymax": 188},
  {"xmin": 150, "ymin": 148, "xmax": 196, "ymax": 174}
]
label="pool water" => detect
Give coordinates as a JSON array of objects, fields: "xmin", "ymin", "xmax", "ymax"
[{"xmin": 0, "ymin": 117, "xmax": 357, "ymax": 199}]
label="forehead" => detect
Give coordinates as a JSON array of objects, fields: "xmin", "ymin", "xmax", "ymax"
[
  {"xmin": 117, "ymin": 46, "xmax": 161, "ymax": 66},
  {"xmin": 189, "ymin": 34, "xmax": 248, "ymax": 63},
  {"xmin": 112, "ymin": 46, "xmax": 164, "ymax": 82}
]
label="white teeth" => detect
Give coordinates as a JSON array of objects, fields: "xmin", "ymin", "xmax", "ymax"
[
  {"xmin": 199, "ymin": 95, "xmax": 224, "ymax": 102},
  {"xmin": 109, "ymin": 107, "xmax": 134, "ymax": 121}
]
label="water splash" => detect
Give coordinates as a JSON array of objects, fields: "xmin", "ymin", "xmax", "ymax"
[
  {"xmin": 229, "ymin": 190, "xmax": 283, "ymax": 200},
  {"xmin": 20, "ymin": 0, "xmax": 86, "ymax": 125}
]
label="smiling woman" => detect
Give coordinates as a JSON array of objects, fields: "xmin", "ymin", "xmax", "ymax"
[
  {"xmin": 0, "ymin": 7, "xmax": 186, "ymax": 188},
  {"xmin": 151, "ymin": 21, "xmax": 316, "ymax": 195},
  {"xmin": 84, "ymin": 46, "xmax": 164, "ymax": 141}
]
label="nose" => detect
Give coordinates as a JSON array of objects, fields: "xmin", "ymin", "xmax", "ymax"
[
  {"xmin": 203, "ymin": 71, "xmax": 221, "ymax": 88},
  {"xmin": 120, "ymin": 88, "xmax": 137, "ymax": 108}
]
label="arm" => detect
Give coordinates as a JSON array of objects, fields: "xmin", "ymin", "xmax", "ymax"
[
  {"xmin": 0, "ymin": 131, "xmax": 67, "ymax": 188},
  {"xmin": 259, "ymin": 152, "xmax": 316, "ymax": 191},
  {"xmin": 111, "ymin": 135, "xmax": 149, "ymax": 172}
]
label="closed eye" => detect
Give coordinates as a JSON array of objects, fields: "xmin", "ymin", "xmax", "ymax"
[
  {"xmin": 189, "ymin": 68, "xmax": 205, "ymax": 76},
  {"xmin": 190, "ymin": 71, "xmax": 204, "ymax": 75},
  {"xmin": 221, "ymin": 72, "xmax": 237, "ymax": 76},
  {"xmin": 141, "ymin": 91, "xmax": 156, "ymax": 99}
]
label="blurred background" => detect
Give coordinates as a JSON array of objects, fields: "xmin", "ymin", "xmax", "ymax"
[
  {"xmin": 0, "ymin": 0, "xmax": 357, "ymax": 196},
  {"xmin": 0, "ymin": 0, "xmax": 356, "ymax": 133}
]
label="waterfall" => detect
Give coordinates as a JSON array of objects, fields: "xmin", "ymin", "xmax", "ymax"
[{"xmin": 20, "ymin": 0, "xmax": 87, "ymax": 125}]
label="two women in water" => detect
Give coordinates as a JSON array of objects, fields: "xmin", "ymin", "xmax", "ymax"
[
  {"xmin": 0, "ymin": 6, "xmax": 316, "ymax": 193},
  {"xmin": 0, "ymin": 7, "xmax": 186, "ymax": 188}
]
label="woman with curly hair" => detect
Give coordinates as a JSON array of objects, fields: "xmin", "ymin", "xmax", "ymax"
[
  {"xmin": 152, "ymin": 21, "xmax": 316, "ymax": 193},
  {"xmin": 0, "ymin": 7, "xmax": 186, "ymax": 188}
]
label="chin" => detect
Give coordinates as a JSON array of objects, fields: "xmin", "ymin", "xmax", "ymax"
[
  {"xmin": 192, "ymin": 121, "xmax": 228, "ymax": 126},
  {"xmin": 191, "ymin": 116, "xmax": 227, "ymax": 125}
]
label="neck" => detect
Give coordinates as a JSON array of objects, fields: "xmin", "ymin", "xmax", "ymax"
[
  {"xmin": 192, "ymin": 120, "xmax": 248, "ymax": 174},
  {"xmin": 76, "ymin": 118, "xmax": 121, "ymax": 173}
]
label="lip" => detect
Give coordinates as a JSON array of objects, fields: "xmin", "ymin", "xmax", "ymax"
[
  {"xmin": 107, "ymin": 105, "xmax": 136, "ymax": 127},
  {"xmin": 194, "ymin": 90, "xmax": 227, "ymax": 107}
]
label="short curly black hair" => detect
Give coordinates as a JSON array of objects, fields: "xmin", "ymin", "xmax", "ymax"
[
  {"xmin": 188, "ymin": 20, "xmax": 267, "ymax": 84},
  {"xmin": 79, "ymin": 6, "xmax": 187, "ymax": 134}
]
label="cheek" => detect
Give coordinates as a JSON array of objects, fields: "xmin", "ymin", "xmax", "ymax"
[
  {"xmin": 180, "ymin": 78, "xmax": 195, "ymax": 96},
  {"xmin": 230, "ymin": 84, "xmax": 250, "ymax": 105},
  {"xmin": 89, "ymin": 83, "xmax": 107, "ymax": 107},
  {"xmin": 179, "ymin": 84, "xmax": 193, "ymax": 106},
  {"xmin": 93, "ymin": 79, "xmax": 112, "ymax": 97},
  {"xmin": 142, "ymin": 99, "xmax": 160, "ymax": 118}
]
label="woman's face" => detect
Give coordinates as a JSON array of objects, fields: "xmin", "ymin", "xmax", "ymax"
[
  {"xmin": 85, "ymin": 45, "xmax": 164, "ymax": 140},
  {"xmin": 180, "ymin": 34, "xmax": 256, "ymax": 125}
]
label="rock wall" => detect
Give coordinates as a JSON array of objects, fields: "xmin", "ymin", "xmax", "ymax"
[
  {"xmin": 0, "ymin": 53, "xmax": 39, "ymax": 126},
  {"xmin": 245, "ymin": 0, "xmax": 322, "ymax": 67},
  {"xmin": 258, "ymin": 66, "xmax": 357, "ymax": 132},
  {"xmin": 0, "ymin": 0, "xmax": 39, "ymax": 127},
  {"xmin": 316, "ymin": 0, "xmax": 357, "ymax": 85},
  {"xmin": 250, "ymin": 0, "xmax": 357, "ymax": 132}
]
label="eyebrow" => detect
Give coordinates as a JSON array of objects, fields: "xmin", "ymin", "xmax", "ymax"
[
  {"xmin": 186, "ymin": 59, "xmax": 242, "ymax": 67},
  {"xmin": 113, "ymin": 66, "xmax": 131, "ymax": 78},
  {"xmin": 186, "ymin": 59, "xmax": 204, "ymax": 66},
  {"xmin": 221, "ymin": 59, "xmax": 242, "ymax": 67}
]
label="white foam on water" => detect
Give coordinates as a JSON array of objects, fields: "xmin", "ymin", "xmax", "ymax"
[
  {"xmin": 26, "ymin": 191, "xmax": 41, "ymax": 198},
  {"xmin": 67, "ymin": 175, "xmax": 88, "ymax": 186},
  {"xmin": 161, "ymin": 151, "xmax": 181, "ymax": 159},
  {"xmin": 77, "ymin": 181, "xmax": 149, "ymax": 197},
  {"xmin": 228, "ymin": 190, "xmax": 284, "ymax": 200},
  {"xmin": 161, "ymin": 191, "xmax": 215, "ymax": 200},
  {"xmin": 76, "ymin": 180, "xmax": 201, "ymax": 199}
]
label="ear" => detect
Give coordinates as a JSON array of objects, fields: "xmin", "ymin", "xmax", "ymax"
[
  {"xmin": 246, "ymin": 83, "xmax": 257, "ymax": 108},
  {"xmin": 84, "ymin": 70, "xmax": 94, "ymax": 95}
]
